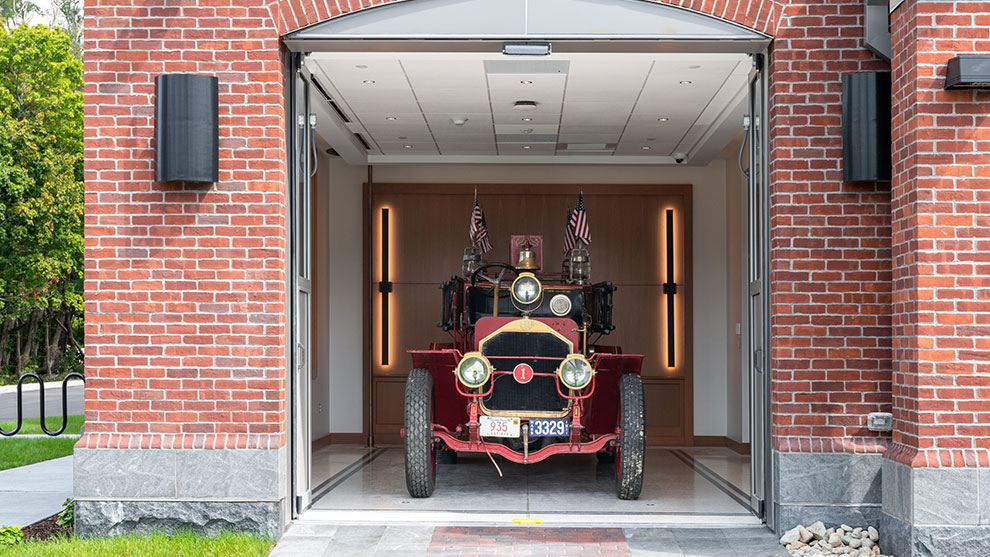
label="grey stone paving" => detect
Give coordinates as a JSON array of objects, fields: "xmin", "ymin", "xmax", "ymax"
[
  {"xmin": 271, "ymin": 524, "xmax": 789, "ymax": 556},
  {"xmin": 0, "ymin": 382, "xmax": 84, "ymax": 422},
  {"xmin": 0, "ymin": 455, "xmax": 73, "ymax": 527}
]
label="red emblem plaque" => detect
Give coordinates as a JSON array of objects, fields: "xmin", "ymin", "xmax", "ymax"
[{"xmin": 513, "ymin": 363, "xmax": 534, "ymax": 384}]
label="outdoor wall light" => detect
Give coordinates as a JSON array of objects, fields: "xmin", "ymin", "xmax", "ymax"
[
  {"xmin": 945, "ymin": 56, "xmax": 990, "ymax": 90},
  {"xmin": 841, "ymin": 71, "xmax": 891, "ymax": 182},
  {"xmin": 154, "ymin": 74, "xmax": 219, "ymax": 183}
]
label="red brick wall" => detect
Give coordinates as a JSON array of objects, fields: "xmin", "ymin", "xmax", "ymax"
[
  {"xmin": 273, "ymin": 0, "xmax": 780, "ymax": 37},
  {"xmin": 82, "ymin": 0, "xmax": 900, "ymax": 454},
  {"xmin": 888, "ymin": 0, "xmax": 990, "ymax": 468},
  {"xmin": 766, "ymin": 1, "xmax": 892, "ymax": 454},
  {"xmin": 81, "ymin": 0, "xmax": 287, "ymax": 450}
]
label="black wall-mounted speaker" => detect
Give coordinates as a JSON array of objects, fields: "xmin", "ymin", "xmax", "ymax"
[
  {"xmin": 842, "ymin": 71, "xmax": 891, "ymax": 182},
  {"xmin": 155, "ymin": 74, "xmax": 219, "ymax": 183}
]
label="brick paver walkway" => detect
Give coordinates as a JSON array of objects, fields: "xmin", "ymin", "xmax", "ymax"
[{"xmin": 429, "ymin": 527, "xmax": 630, "ymax": 555}]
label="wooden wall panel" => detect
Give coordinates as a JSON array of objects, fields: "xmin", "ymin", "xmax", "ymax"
[
  {"xmin": 643, "ymin": 378, "xmax": 689, "ymax": 445},
  {"xmin": 369, "ymin": 184, "xmax": 692, "ymax": 446},
  {"xmin": 373, "ymin": 377, "xmax": 406, "ymax": 444}
]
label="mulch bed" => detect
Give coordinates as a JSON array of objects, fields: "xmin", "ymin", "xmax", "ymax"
[{"xmin": 21, "ymin": 514, "xmax": 71, "ymax": 542}]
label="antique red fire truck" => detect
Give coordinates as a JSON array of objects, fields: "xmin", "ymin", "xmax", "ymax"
[{"xmin": 402, "ymin": 243, "xmax": 645, "ymax": 500}]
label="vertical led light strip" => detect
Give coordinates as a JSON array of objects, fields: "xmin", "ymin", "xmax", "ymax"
[
  {"xmin": 379, "ymin": 208, "xmax": 392, "ymax": 366},
  {"xmin": 662, "ymin": 209, "xmax": 677, "ymax": 368}
]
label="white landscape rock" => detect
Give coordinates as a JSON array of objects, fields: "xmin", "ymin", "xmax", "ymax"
[
  {"xmin": 780, "ymin": 523, "xmax": 888, "ymax": 557},
  {"xmin": 781, "ymin": 526, "xmax": 803, "ymax": 545}
]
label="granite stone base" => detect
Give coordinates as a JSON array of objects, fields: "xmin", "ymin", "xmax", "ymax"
[
  {"xmin": 76, "ymin": 500, "xmax": 285, "ymax": 539},
  {"xmin": 881, "ymin": 459, "xmax": 990, "ymax": 556},
  {"xmin": 772, "ymin": 451, "xmax": 883, "ymax": 532},
  {"xmin": 74, "ymin": 447, "xmax": 289, "ymax": 539}
]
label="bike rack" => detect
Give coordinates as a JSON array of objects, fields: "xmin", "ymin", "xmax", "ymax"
[{"xmin": 0, "ymin": 372, "xmax": 85, "ymax": 437}]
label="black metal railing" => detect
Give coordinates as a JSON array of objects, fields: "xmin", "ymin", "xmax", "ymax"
[{"xmin": 0, "ymin": 372, "xmax": 85, "ymax": 437}]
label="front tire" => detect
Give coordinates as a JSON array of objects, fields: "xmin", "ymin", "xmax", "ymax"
[
  {"xmin": 616, "ymin": 373, "xmax": 645, "ymax": 500},
  {"xmin": 404, "ymin": 368, "xmax": 436, "ymax": 497}
]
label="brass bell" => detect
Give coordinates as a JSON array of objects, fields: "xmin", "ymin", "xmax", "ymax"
[{"xmin": 516, "ymin": 244, "xmax": 540, "ymax": 271}]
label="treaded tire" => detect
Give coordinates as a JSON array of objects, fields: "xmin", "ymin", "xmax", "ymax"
[
  {"xmin": 616, "ymin": 373, "xmax": 645, "ymax": 500},
  {"xmin": 404, "ymin": 368, "xmax": 436, "ymax": 497}
]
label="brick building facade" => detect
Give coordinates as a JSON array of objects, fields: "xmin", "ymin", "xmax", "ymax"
[{"xmin": 78, "ymin": 1, "xmax": 990, "ymax": 554}]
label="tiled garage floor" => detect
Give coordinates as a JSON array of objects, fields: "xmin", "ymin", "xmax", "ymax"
[
  {"xmin": 273, "ymin": 446, "xmax": 781, "ymax": 555},
  {"xmin": 304, "ymin": 446, "xmax": 757, "ymax": 525}
]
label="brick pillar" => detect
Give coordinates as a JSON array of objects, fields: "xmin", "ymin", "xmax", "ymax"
[
  {"xmin": 767, "ymin": 0, "xmax": 892, "ymax": 531},
  {"xmin": 883, "ymin": 1, "xmax": 990, "ymax": 555},
  {"xmin": 76, "ymin": 1, "xmax": 289, "ymax": 537}
]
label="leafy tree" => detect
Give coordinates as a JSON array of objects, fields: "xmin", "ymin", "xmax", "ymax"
[
  {"xmin": 49, "ymin": 0, "xmax": 80, "ymax": 58},
  {"xmin": 0, "ymin": 0, "xmax": 39, "ymax": 30},
  {"xmin": 0, "ymin": 24, "xmax": 83, "ymax": 378}
]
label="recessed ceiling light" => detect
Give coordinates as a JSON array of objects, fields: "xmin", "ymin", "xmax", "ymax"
[
  {"xmin": 520, "ymin": 80, "xmax": 533, "ymax": 85},
  {"xmin": 403, "ymin": 145, "xmax": 412, "ymax": 149},
  {"xmin": 385, "ymin": 116, "xmax": 396, "ymax": 121},
  {"xmin": 658, "ymin": 117, "xmax": 669, "ymax": 122},
  {"xmin": 363, "ymin": 79, "xmax": 376, "ymax": 84},
  {"xmin": 355, "ymin": 64, "xmax": 368, "ymax": 69},
  {"xmin": 398, "ymin": 136, "xmax": 408, "ymax": 140},
  {"xmin": 641, "ymin": 146, "xmax": 651, "ymax": 150},
  {"xmin": 513, "ymin": 100, "xmax": 538, "ymax": 111},
  {"xmin": 450, "ymin": 118, "xmax": 469, "ymax": 126},
  {"xmin": 521, "ymin": 117, "xmax": 533, "ymax": 122},
  {"xmin": 688, "ymin": 65, "xmax": 701, "ymax": 69},
  {"xmin": 522, "ymin": 145, "xmax": 531, "ymax": 150},
  {"xmin": 679, "ymin": 80, "xmax": 692, "ymax": 85}
]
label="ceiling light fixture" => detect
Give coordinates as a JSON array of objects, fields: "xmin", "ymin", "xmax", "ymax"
[
  {"xmin": 679, "ymin": 80, "xmax": 692, "ymax": 85},
  {"xmin": 513, "ymin": 100, "xmax": 538, "ymax": 111},
  {"xmin": 521, "ymin": 117, "xmax": 533, "ymax": 122},
  {"xmin": 450, "ymin": 118, "xmax": 469, "ymax": 126},
  {"xmin": 355, "ymin": 64, "xmax": 368, "ymax": 69},
  {"xmin": 688, "ymin": 65, "xmax": 701, "ymax": 69},
  {"xmin": 403, "ymin": 145, "xmax": 412, "ymax": 149},
  {"xmin": 502, "ymin": 42, "xmax": 552, "ymax": 56},
  {"xmin": 385, "ymin": 116, "xmax": 396, "ymax": 121},
  {"xmin": 520, "ymin": 80, "xmax": 533, "ymax": 85},
  {"xmin": 658, "ymin": 117, "xmax": 669, "ymax": 122},
  {"xmin": 522, "ymin": 145, "xmax": 532, "ymax": 150},
  {"xmin": 363, "ymin": 79, "xmax": 376, "ymax": 84},
  {"xmin": 641, "ymin": 146, "xmax": 651, "ymax": 150}
]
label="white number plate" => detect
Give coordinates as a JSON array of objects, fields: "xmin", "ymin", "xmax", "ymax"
[{"xmin": 479, "ymin": 416, "xmax": 520, "ymax": 438}]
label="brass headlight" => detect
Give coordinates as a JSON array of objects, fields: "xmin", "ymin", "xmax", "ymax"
[
  {"xmin": 456, "ymin": 352, "xmax": 492, "ymax": 388},
  {"xmin": 510, "ymin": 272, "xmax": 542, "ymax": 305},
  {"xmin": 557, "ymin": 354, "xmax": 593, "ymax": 390}
]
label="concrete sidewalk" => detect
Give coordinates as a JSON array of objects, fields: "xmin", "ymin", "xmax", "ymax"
[{"xmin": 0, "ymin": 455, "xmax": 73, "ymax": 527}]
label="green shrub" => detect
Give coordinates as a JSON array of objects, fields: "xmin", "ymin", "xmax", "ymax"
[
  {"xmin": 56, "ymin": 498, "xmax": 73, "ymax": 529},
  {"xmin": 0, "ymin": 525, "xmax": 24, "ymax": 545}
]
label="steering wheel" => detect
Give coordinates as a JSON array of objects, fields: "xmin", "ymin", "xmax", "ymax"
[{"xmin": 470, "ymin": 263, "xmax": 520, "ymax": 288}]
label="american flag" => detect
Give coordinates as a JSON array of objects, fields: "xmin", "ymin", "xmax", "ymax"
[
  {"xmin": 569, "ymin": 193, "xmax": 592, "ymax": 246},
  {"xmin": 562, "ymin": 206, "xmax": 576, "ymax": 254},
  {"xmin": 470, "ymin": 194, "xmax": 493, "ymax": 253}
]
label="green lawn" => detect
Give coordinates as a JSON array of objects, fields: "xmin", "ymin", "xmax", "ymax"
[
  {"xmin": 0, "ymin": 437, "xmax": 77, "ymax": 471},
  {"xmin": 4, "ymin": 530, "xmax": 274, "ymax": 556},
  {"xmin": 0, "ymin": 415, "xmax": 84, "ymax": 435}
]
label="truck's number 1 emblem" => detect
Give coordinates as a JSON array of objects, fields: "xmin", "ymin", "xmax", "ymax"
[{"xmin": 513, "ymin": 363, "xmax": 534, "ymax": 384}]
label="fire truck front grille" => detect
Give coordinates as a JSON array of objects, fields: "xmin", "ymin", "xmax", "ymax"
[{"xmin": 480, "ymin": 331, "xmax": 569, "ymax": 415}]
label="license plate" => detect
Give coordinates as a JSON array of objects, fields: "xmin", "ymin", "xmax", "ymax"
[
  {"xmin": 479, "ymin": 416, "xmax": 520, "ymax": 438},
  {"xmin": 529, "ymin": 418, "xmax": 570, "ymax": 437}
]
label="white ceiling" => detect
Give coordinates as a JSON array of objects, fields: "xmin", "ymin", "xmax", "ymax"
[{"xmin": 307, "ymin": 51, "xmax": 751, "ymax": 165}]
